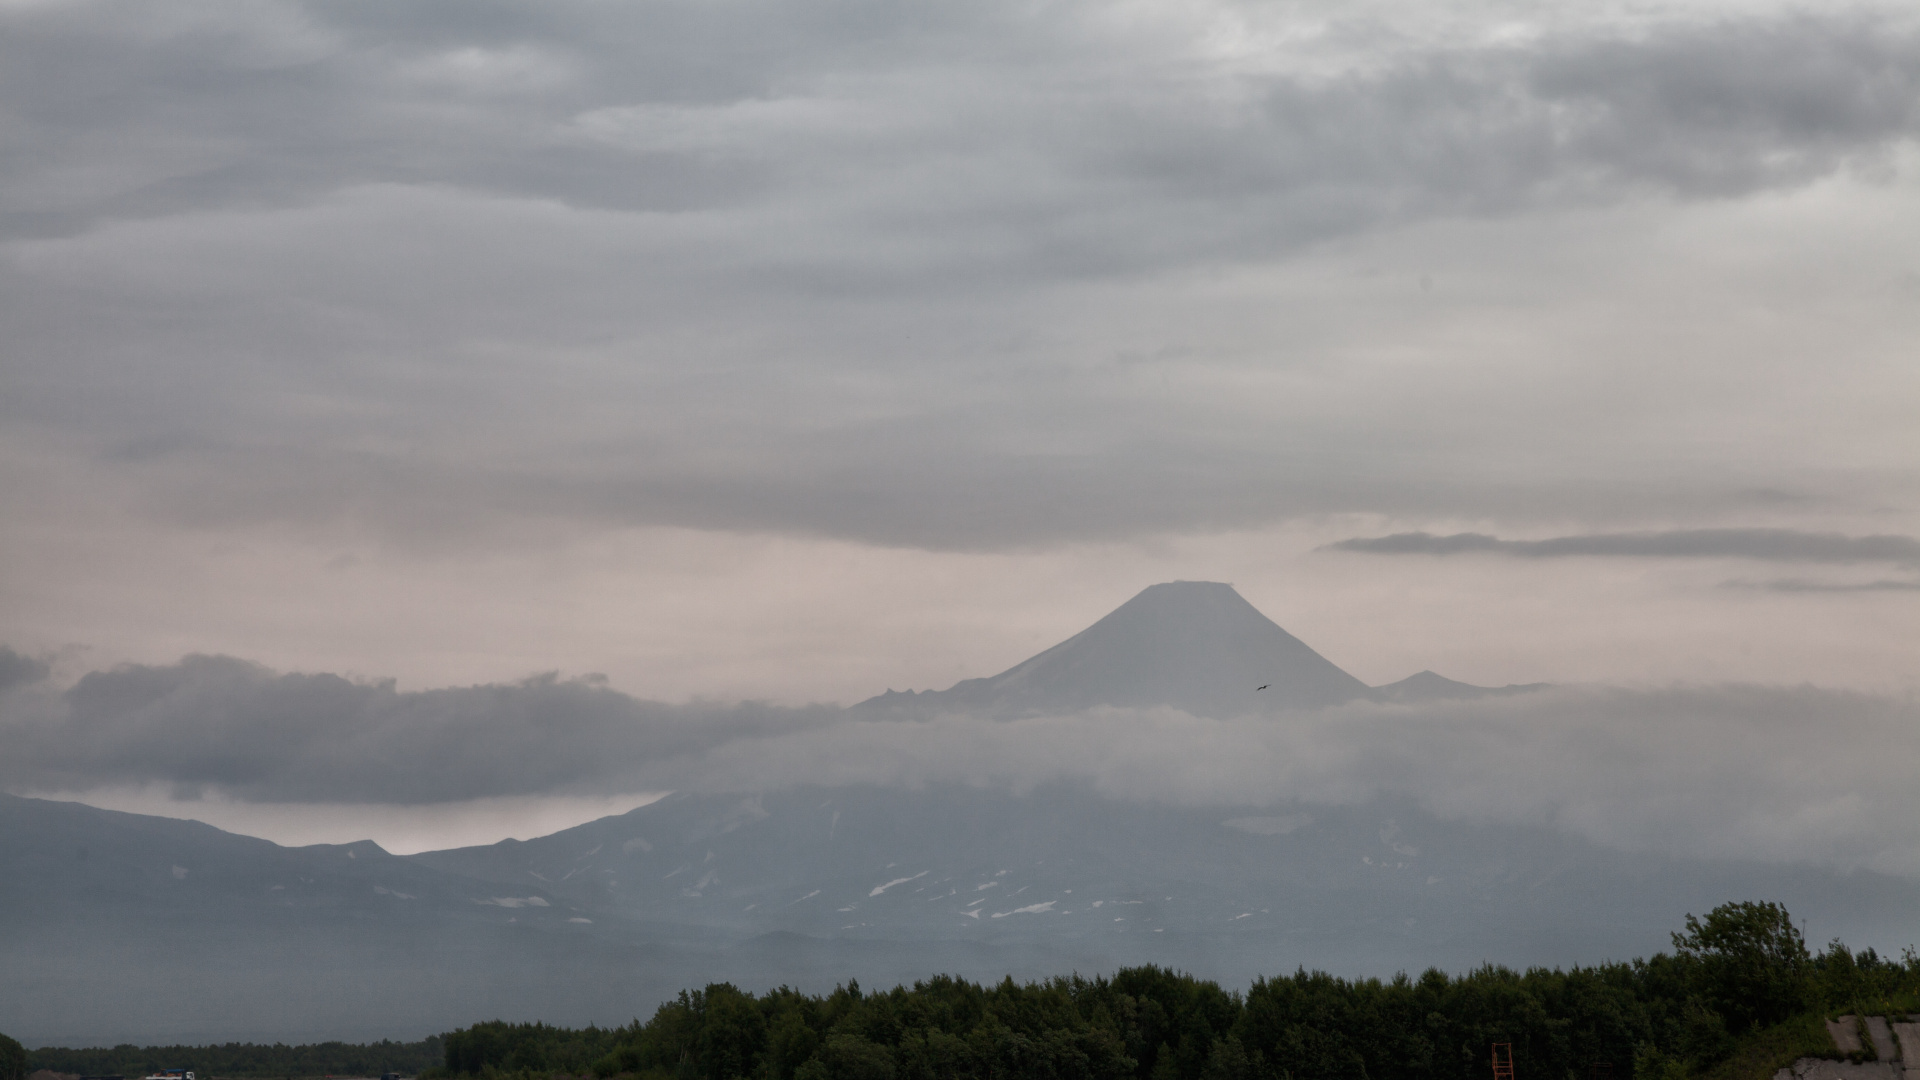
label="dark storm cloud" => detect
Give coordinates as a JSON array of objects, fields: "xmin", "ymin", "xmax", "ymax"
[
  {"xmin": 7, "ymin": 653, "xmax": 1920, "ymax": 875},
  {"xmin": 0, "ymin": 654, "xmax": 839, "ymax": 804},
  {"xmin": 0, "ymin": 647, "xmax": 52, "ymax": 694},
  {"xmin": 1523, "ymin": 17, "xmax": 1920, "ymax": 195},
  {"xmin": 1325, "ymin": 528, "xmax": 1920, "ymax": 565}
]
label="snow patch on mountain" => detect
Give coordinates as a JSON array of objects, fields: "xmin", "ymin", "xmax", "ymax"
[{"xmin": 870, "ymin": 870, "xmax": 928, "ymax": 896}]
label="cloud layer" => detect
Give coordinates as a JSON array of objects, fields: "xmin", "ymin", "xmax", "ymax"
[
  {"xmin": 3, "ymin": 0, "xmax": 1919, "ymax": 550},
  {"xmin": 673, "ymin": 688, "xmax": 1920, "ymax": 877},
  {"xmin": 1326, "ymin": 527, "xmax": 1920, "ymax": 565},
  {"xmin": 0, "ymin": 654, "xmax": 837, "ymax": 804},
  {"xmin": 8, "ymin": 652, "xmax": 1920, "ymax": 877},
  {"xmin": 4, "ymin": 3, "xmax": 1916, "ymax": 249}
]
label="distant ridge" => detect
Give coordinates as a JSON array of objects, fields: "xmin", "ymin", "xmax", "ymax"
[
  {"xmin": 860, "ymin": 581, "xmax": 1372, "ymax": 717},
  {"xmin": 1372, "ymin": 669, "xmax": 1550, "ymax": 703}
]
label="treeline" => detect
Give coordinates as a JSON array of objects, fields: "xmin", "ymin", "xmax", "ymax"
[
  {"xmin": 24, "ymin": 1038, "xmax": 442, "ymax": 1079},
  {"xmin": 434, "ymin": 902, "xmax": 1918, "ymax": 1080},
  {"xmin": 13, "ymin": 903, "xmax": 1919, "ymax": 1080},
  {"xmin": 441, "ymin": 1026, "xmax": 622, "ymax": 1078}
]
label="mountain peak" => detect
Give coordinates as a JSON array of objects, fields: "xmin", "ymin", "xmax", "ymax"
[{"xmin": 870, "ymin": 581, "xmax": 1370, "ymax": 717}]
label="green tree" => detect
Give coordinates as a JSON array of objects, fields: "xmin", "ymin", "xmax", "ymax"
[
  {"xmin": 1671, "ymin": 901, "xmax": 1811, "ymax": 1031},
  {"xmin": 694, "ymin": 984, "xmax": 767, "ymax": 1080},
  {"xmin": 803, "ymin": 1033, "xmax": 895, "ymax": 1080},
  {"xmin": 1, "ymin": 1031, "xmax": 27, "ymax": 1080},
  {"xmin": 769, "ymin": 1009, "xmax": 823, "ymax": 1080}
]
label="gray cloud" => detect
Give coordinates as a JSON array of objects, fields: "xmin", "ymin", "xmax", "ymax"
[
  {"xmin": 9, "ymin": 653, "xmax": 1920, "ymax": 877},
  {"xmin": 1325, "ymin": 528, "xmax": 1920, "ymax": 565},
  {"xmin": 0, "ymin": 647, "xmax": 51, "ymax": 694},
  {"xmin": 0, "ymin": 655, "xmax": 838, "ymax": 804},
  {"xmin": 1723, "ymin": 578, "xmax": 1920, "ymax": 592},
  {"xmin": 3, "ymin": 4, "xmax": 1915, "ymax": 250},
  {"xmin": 2, "ymin": 3, "xmax": 1918, "ymax": 550}
]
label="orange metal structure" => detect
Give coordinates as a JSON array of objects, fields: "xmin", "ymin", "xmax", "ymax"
[{"xmin": 1492, "ymin": 1043, "xmax": 1515, "ymax": 1080}]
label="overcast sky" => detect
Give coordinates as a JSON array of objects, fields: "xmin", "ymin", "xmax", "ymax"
[{"xmin": 2, "ymin": 0, "xmax": 1918, "ymax": 850}]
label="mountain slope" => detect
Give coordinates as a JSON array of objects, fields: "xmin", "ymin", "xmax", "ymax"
[{"xmin": 861, "ymin": 581, "xmax": 1371, "ymax": 717}]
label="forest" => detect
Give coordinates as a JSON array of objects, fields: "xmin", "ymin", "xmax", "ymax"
[
  {"xmin": 18, "ymin": 903, "xmax": 1920, "ymax": 1080},
  {"xmin": 21, "ymin": 1038, "xmax": 442, "ymax": 1080}
]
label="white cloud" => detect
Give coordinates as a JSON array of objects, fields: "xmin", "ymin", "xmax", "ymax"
[
  {"xmin": 663, "ymin": 689, "xmax": 1920, "ymax": 877},
  {"xmin": 400, "ymin": 46, "xmax": 576, "ymax": 96}
]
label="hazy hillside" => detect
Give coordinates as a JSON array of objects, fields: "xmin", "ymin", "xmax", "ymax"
[
  {"xmin": 11, "ymin": 782, "xmax": 1920, "ymax": 1046},
  {"xmin": 411, "ymin": 782, "xmax": 1920, "ymax": 982},
  {"xmin": 0, "ymin": 792, "xmax": 637, "ymax": 1044}
]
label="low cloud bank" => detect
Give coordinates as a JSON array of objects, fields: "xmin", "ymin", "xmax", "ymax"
[
  {"xmin": 5, "ymin": 654, "xmax": 1919, "ymax": 876},
  {"xmin": 666, "ymin": 688, "xmax": 1920, "ymax": 877},
  {"xmin": 0, "ymin": 653, "xmax": 838, "ymax": 804}
]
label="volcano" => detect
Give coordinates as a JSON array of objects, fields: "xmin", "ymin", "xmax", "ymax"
[{"xmin": 863, "ymin": 581, "xmax": 1372, "ymax": 717}]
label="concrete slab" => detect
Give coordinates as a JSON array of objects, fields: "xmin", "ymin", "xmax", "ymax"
[
  {"xmin": 1868, "ymin": 1018, "xmax": 1900, "ymax": 1062},
  {"xmin": 1772, "ymin": 1059, "xmax": 1900, "ymax": 1080},
  {"xmin": 1890, "ymin": 1021, "xmax": 1920, "ymax": 1064},
  {"xmin": 1833, "ymin": 1018, "xmax": 1866, "ymax": 1055}
]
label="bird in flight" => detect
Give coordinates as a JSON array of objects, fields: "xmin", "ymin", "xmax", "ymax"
[{"xmin": 1256, "ymin": 684, "xmax": 1269, "ymax": 691}]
